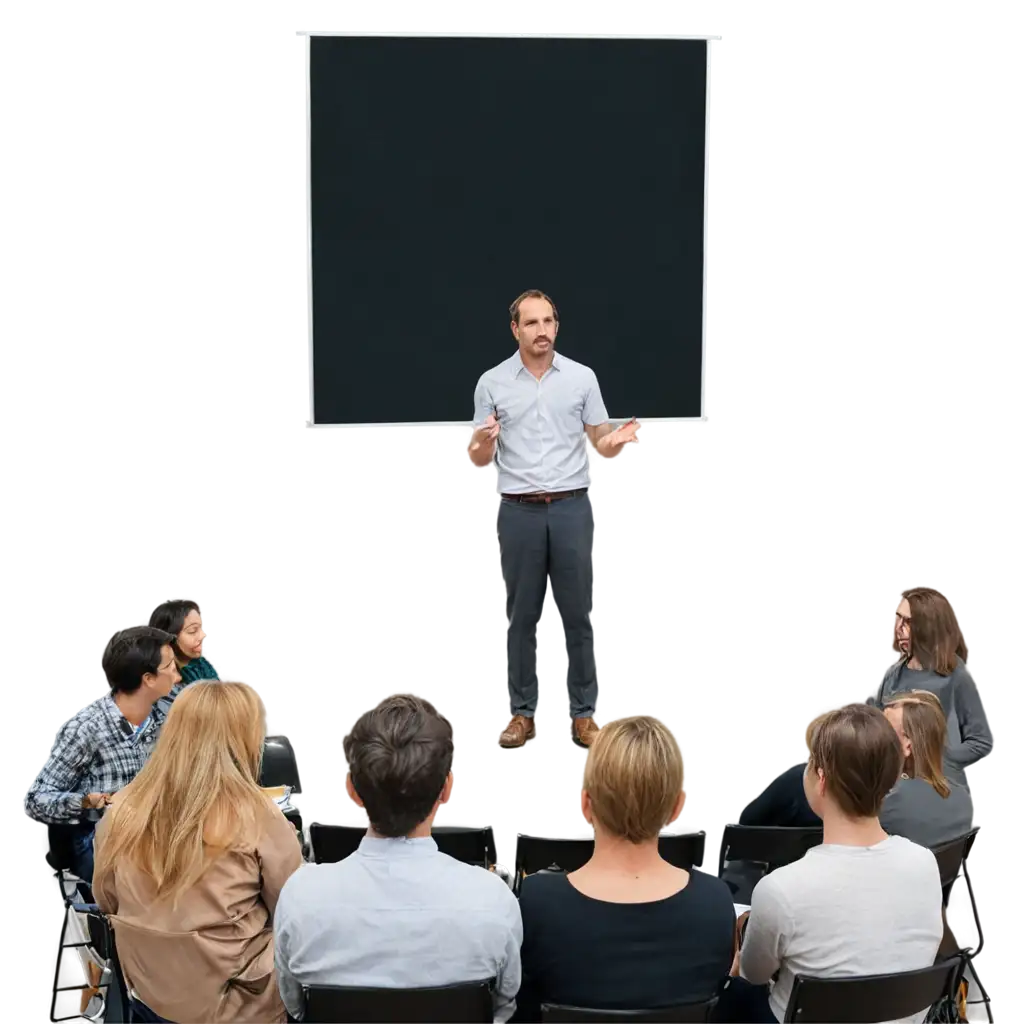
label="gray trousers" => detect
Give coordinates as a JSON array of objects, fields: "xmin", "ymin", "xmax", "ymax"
[{"xmin": 497, "ymin": 493, "xmax": 597, "ymax": 719}]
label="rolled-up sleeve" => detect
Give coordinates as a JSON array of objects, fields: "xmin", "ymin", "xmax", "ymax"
[{"xmin": 25, "ymin": 720, "xmax": 94, "ymax": 825}]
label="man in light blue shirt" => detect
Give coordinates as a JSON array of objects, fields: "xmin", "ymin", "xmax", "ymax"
[
  {"xmin": 469, "ymin": 289, "xmax": 640, "ymax": 750},
  {"xmin": 274, "ymin": 695, "xmax": 522, "ymax": 1022}
]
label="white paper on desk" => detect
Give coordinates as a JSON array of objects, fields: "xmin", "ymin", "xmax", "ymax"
[{"xmin": 734, "ymin": 903, "xmax": 751, "ymax": 918}]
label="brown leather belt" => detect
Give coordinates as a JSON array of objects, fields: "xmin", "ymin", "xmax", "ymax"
[{"xmin": 501, "ymin": 488, "xmax": 588, "ymax": 504}]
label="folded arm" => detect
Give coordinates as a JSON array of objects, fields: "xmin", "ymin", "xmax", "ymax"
[{"xmin": 24, "ymin": 723, "xmax": 94, "ymax": 825}]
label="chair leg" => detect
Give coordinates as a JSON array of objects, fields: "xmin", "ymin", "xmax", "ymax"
[{"xmin": 80, "ymin": 960, "xmax": 103, "ymax": 1014}]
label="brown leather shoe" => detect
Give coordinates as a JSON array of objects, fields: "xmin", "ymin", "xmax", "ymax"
[
  {"xmin": 572, "ymin": 717, "xmax": 600, "ymax": 748},
  {"xmin": 499, "ymin": 715, "xmax": 536, "ymax": 748}
]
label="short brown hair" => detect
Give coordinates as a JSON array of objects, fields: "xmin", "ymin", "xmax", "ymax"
[
  {"xmin": 806, "ymin": 704, "xmax": 902, "ymax": 818},
  {"xmin": 509, "ymin": 289, "xmax": 559, "ymax": 326},
  {"xmin": 894, "ymin": 587, "xmax": 967, "ymax": 675},
  {"xmin": 343, "ymin": 694, "xmax": 453, "ymax": 837},
  {"xmin": 883, "ymin": 690, "xmax": 951, "ymax": 798},
  {"xmin": 583, "ymin": 716, "xmax": 683, "ymax": 843}
]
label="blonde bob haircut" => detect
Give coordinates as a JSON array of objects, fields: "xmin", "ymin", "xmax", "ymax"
[{"xmin": 583, "ymin": 716, "xmax": 683, "ymax": 844}]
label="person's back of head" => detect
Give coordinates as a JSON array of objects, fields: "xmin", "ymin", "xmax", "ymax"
[
  {"xmin": 582, "ymin": 716, "xmax": 685, "ymax": 843},
  {"xmin": 804, "ymin": 704, "xmax": 903, "ymax": 823},
  {"xmin": 883, "ymin": 690, "xmax": 951, "ymax": 798},
  {"xmin": 102, "ymin": 626, "xmax": 178, "ymax": 695},
  {"xmin": 344, "ymin": 694, "xmax": 454, "ymax": 837},
  {"xmin": 99, "ymin": 680, "xmax": 269, "ymax": 904}
]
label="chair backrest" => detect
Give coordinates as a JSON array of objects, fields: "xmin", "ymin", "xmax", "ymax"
[
  {"xmin": 782, "ymin": 954, "xmax": 965, "ymax": 1023},
  {"xmin": 931, "ymin": 827, "xmax": 979, "ymax": 890},
  {"xmin": 260, "ymin": 735, "xmax": 302, "ymax": 793},
  {"xmin": 659, "ymin": 831, "xmax": 706, "ymax": 870},
  {"xmin": 542, "ymin": 998, "xmax": 716, "ymax": 1022},
  {"xmin": 303, "ymin": 980, "xmax": 493, "ymax": 1023},
  {"xmin": 309, "ymin": 823, "xmax": 497, "ymax": 868},
  {"xmin": 509, "ymin": 835, "xmax": 593, "ymax": 892},
  {"xmin": 717, "ymin": 825, "xmax": 823, "ymax": 877}
]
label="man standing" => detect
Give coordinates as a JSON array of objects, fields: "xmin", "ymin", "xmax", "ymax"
[{"xmin": 469, "ymin": 290, "xmax": 639, "ymax": 750}]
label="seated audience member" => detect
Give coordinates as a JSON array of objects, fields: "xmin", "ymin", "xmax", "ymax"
[
  {"xmin": 880, "ymin": 690, "xmax": 973, "ymax": 848},
  {"xmin": 739, "ymin": 704, "xmax": 943, "ymax": 1024},
  {"xmin": 274, "ymin": 694, "xmax": 521, "ymax": 1023},
  {"xmin": 514, "ymin": 716, "xmax": 735, "ymax": 1022},
  {"xmin": 871, "ymin": 588, "xmax": 991, "ymax": 788},
  {"xmin": 738, "ymin": 763, "xmax": 821, "ymax": 828},
  {"xmin": 738, "ymin": 690, "xmax": 975, "ymax": 845},
  {"xmin": 93, "ymin": 680, "xmax": 302, "ymax": 1024},
  {"xmin": 24, "ymin": 626, "xmax": 180, "ymax": 883},
  {"xmin": 148, "ymin": 600, "xmax": 219, "ymax": 705}
]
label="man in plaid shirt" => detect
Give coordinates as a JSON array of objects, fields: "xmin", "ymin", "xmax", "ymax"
[{"xmin": 25, "ymin": 625, "xmax": 181, "ymax": 882}]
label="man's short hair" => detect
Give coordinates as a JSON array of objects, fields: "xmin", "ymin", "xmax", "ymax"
[
  {"xmin": 343, "ymin": 694, "xmax": 454, "ymax": 837},
  {"xmin": 806, "ymin": 703, "xmax": 903, "ymax": 818},
  {"xmin": 509, "ymin": 289, "xmax": 559, "ymax": 325},
  {"xmin": 102, "ymin": 626, "xmax": 176, "ymax": 695}
]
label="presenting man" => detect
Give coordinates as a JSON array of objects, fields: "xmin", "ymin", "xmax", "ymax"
[{"xmin": 469, "ymin": 289, "xmax": 639, "ymax": 750}]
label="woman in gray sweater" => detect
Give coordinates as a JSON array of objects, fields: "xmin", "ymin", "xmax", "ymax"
[
  {"xmin": 880, "ymin": 689, "xmax": 973, "ymax": 848},
  {"xmin": 871, "ymin": 588, "xmax": 992, "ymax": 788}
]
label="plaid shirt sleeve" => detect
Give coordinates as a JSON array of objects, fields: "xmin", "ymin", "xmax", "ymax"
[{"xmin": 24, "ymin": 716, "xmax": 96, "ymax": 825}]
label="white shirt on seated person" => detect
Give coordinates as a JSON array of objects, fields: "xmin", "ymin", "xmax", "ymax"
[
  {"xmin": 740, "ymin": 710, "xmax": 944, "ymax": 1024},
  {"xmin": 273, "ymin": 773, "xmax": 522, "ymax": 1022}
]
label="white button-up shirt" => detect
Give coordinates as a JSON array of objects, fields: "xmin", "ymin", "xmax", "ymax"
[{"xmin": 472, "ymin": 351, "xmax": 609, "ymax": 494}]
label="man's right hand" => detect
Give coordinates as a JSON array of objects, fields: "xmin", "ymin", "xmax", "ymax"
[
  {"xmin": 82, "ymin": 792, "xmax": 112, "ymax": 810},
  {"xmin": 470, "ymin": 414, "xmax": 500, "ymax": 451}
]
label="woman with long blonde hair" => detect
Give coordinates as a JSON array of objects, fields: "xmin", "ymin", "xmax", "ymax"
[
  {"xmin": 93, "ymin": 681, "xmax": 303, "ymax": 1023},
  {"xmin": 515, "ymin": 716, "xmax": 735, "ymax": 1021},
  {"xmin": 880, "ymin": 689, "xmax": 973, "ymax": 848}
]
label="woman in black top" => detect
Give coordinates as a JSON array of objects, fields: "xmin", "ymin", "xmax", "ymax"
[{"xmin": 514, "ymin": 716, "xmax": 735, "ymax": 1021}]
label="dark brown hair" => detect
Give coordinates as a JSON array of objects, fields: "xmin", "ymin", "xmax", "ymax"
[
  {"xmin": 883, "ymin": 690, "xmax": 952, "ymax": 799},
  {"xmin": 343, "ymin": 694, "xmax": 454, "ymax": 838},
  {"xmin": 509, "ymin": 289, "xmax": 559, "ymax": 326},
  {"xmin": 893, "ymin": 588, "xmax": 967, "ymax": 675},
  {"xmin": 806, "ymin": 704, "xmax": 903, "ymax": 818}
]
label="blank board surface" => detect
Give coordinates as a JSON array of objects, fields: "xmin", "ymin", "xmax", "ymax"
[{"xmin": 309, "ymin": 36, "xmax": 708, "ymax": 425}]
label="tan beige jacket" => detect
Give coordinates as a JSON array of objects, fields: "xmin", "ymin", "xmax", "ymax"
[{"xmin": 94, "ymin": 799, "xmax": 303, "ymax": 1023}]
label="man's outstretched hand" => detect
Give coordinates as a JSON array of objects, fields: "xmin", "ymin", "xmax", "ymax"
[
  {"xmin": 599, "ymin": 418, "xmax": 641, "ymax": 452},
  {"xmin": 470, "ymin": 413, "xmax": 500, "ymax": 451}
]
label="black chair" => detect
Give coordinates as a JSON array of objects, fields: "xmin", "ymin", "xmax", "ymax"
[
  {"xmin": 717, "ymin": 825, "xmax": 823, "ymax": 876},
  {"xmin": 541, "ymin": 997, "xmax": 716, "ymax": 1022},
  {"xmin": 302, "ymin": 979, "xmax": 493, "ymax": 1023},
  {"xmin": 781, "ymin": 953, "xmax": 965, "ymax": 1023},
  {"xmin": 260, "ymin": 735, "xmax": 302, "ymax": 792},
  {"xmin": 509, "ymin": 835, "xmax": 593, "ymax": 892},
  {"xmin": 51, "ymin": 902, "xmax": 131, "ymax": 1023},
  {"xmin": 933, "ymin": 831, "xmax": 970, "ymax": 888},
  {"xmin": 309, "ymin": 823, "xmax": 499, "ymax": 869},
  {"xmin": 659, "ymin": 832, "xmax": 706, "ymax": 870}
]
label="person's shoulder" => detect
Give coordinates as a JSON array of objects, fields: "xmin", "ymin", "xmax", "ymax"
[
  {"xmin": 883, "ymin": 833, "xmax": 940, "ymax": 867},
  {"xmin": 518, "ymin": 870, "xmax": 572, "ymax": 907},
  {"xmin": 59, "ymin": 696, "xmax": 109, "ymax": 739},
  {"xmin": 556, "ymin": 353, "xmax": 595, "ymax": 377},
  {"xmin": 438, "ymin": 852, "xmax": 518, "ymax": 904},
  {"xmin": 478, "ymin": 352, "xmax": 518, "ymax": 383},
  {"xmin": 950, "ymin": 658, "xmax": 974, "ymax": 684},
  {"xmin": 686, "ymin": 868, "xmax": 737, "ymax": 911},
  {"xmin": 277, "ymin": 859, "xmax": 337, "ymax": 908}
]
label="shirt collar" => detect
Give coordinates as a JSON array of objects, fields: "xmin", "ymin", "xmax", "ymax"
[
  {"xmin": 102, "ymin": 692, "xmax": 158, "ymax": 742},
  {"xmin": 512, "ymin": 350, "xmax": 561, "ymax": 378},
  {"xmin": 357, "ymin": 835, "xmax": 439, "ymax": 857}
]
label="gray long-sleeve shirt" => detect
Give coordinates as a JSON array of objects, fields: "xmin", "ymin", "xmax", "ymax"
[{"xmin": 870, "ymin": 657, "xmax": 992, "ymax": 787}]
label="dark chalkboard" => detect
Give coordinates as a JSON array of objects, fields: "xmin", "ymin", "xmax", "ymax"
[{"xmin": 308, "ymin": 35, "xmax": 708, "ymax": 425}]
